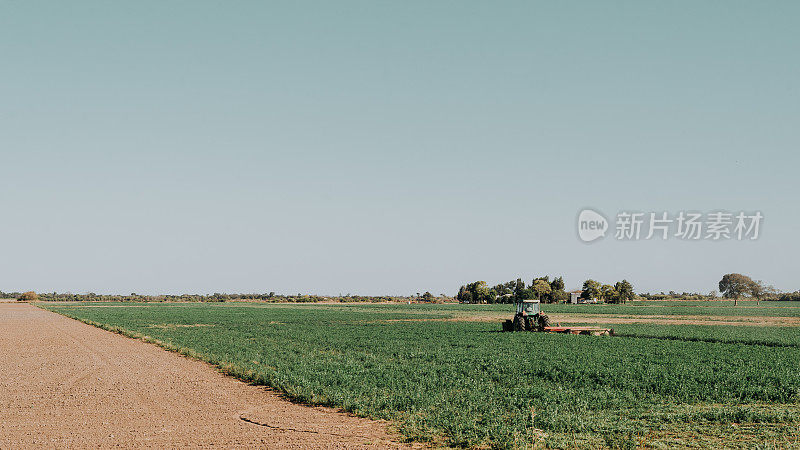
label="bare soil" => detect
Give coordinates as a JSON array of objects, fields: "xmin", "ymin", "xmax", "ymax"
[{"xmin": 0, "ymin": 303, "xmax": 409, "ymax": 448}]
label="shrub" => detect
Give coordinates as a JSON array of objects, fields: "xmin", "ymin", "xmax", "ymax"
[{"xmin": 18, "ymin": 291, "xmax": 38, "ymax": 302}]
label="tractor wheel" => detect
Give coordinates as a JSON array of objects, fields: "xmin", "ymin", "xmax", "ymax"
[
  {"xmin": 538, "ymin": 314, "xmax": 551, "ymax": 331},
  {"xmin": 524, "ymin": 316, "xmax": 535, "ymax": 332},
  {"xmin": 513, "ymin": 314, "xmax": 526, "ymax": 332}
]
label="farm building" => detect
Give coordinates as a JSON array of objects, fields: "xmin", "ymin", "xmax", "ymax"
[{"xmin": 568, "ymin": 290, "xmax": 599, "ymax": 304}]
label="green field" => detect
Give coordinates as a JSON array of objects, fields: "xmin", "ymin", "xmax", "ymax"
[
  {"xmin": 42, "ymin": 302, "xmax": 800, "ymax": 448},
  {"xmin": 537, "ymin": 302, "xmax": 800, "ymax": 318}
]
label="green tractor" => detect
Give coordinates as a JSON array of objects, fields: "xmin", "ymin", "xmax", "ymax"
[{"xmin": 502, "ymin": 299, "xmax": 551, "ymax": 332}]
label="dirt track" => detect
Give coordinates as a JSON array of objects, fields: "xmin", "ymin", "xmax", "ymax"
[{"xmin": 0, "ymin": 303, "xmax": 407, "ymax": 448}]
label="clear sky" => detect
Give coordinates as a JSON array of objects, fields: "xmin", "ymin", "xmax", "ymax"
[{"xmin": 1, "ymin": 1, "xmax": 798, "ymax": 296}]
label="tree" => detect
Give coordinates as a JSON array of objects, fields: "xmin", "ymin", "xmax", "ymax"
[
  {"xmin": 582, "ymin": 279, "xmax": 601, "ymax": 300},
  {"xmin": 421, "ymin": 291, "xmax": 434, "ymax": 302},
  {"xmin": 531, "ymin": 279, "xmax": 552, "ymax": 301},
  {"xmin": 748, "ymin": 280, "xmax": 776, "ymax": 305},
  {"xmin": 600, "ymin": 284, "xmax": 617, "ymax": 303},
  {"xmin": 551, "ymin": 290, "xmax": 568, "ymax": 303},
  {"xmin": 493, "ymin": 283, "xmax": 510, "ymax": 297},
  {"xmin": 550, "ymin": 276, "xmax": 565, "ymax": 293},
  {"xmin": 517, "ymin": 288, "xmax": 536, "ymax": 300},
  {"xmin": 615, "ymin": 280, "xmax": 635, "ymax": 303},
  {"xmin": 471, "ymin": 281, "xmax": 491, "ymax": 304},
  {"xmin": 456, "ymin": 281, "xmax": 492, "ymax": 304},
  {"xmin": 456, "ymin": 285, "xmax": 470, "ymax": 303},
  {"xmin": 719, "ymin": 273, "xmax": 756, "ymax": 306},
  {"xmin": 531, "ymin": 275, "xmax": 550, "ymax": 285},
  {"xmin": 18, "ymin": 291, "xmax": 38, "ymax": 302},
  {"xmin": 512, "ymin": 278, "xmax": 526, "ymax": 300}
]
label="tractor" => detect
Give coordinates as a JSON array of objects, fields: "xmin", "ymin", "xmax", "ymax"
[
  {"xmin": 502, "ymin": 299, "xmax": 550, "ymax": 332},
  {"xmin": 501, "ymin": 299, "xmax": 614, "ymax": 335}
]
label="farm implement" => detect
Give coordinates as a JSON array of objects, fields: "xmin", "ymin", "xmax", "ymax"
[{"xmin": 501, "ymin": 299, "xmax": 614, "ymax": 336}]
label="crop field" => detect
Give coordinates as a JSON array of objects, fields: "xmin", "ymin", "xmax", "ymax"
[
  {"xmin": 527, "ymin": 303, "xmax": 800, "ymax": 318},
  {"xmin": 42, "ymin": 302, "xmax": 800, "ymax": 448}
]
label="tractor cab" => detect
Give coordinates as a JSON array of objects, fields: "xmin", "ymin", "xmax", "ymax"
[{"xmin": 516, "ymin": 299, "xmax": 540, "ymax": 316}]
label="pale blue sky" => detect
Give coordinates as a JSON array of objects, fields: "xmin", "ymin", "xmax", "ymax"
[{"xmin": 1, "ymin": 1, "xmax": 798, "ymax": 295}]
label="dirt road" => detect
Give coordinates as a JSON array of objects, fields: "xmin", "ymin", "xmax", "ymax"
[{"xmin": 0, "ymin": 303, "xmax": 406, "ymax": 448}]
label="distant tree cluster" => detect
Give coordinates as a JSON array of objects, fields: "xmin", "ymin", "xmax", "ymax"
[
  {"xmin": 639, "ymin": 291, "xmax": 718, "ymax": 300},
  {"xmin": 408, "ymin": 291, "xmax": 451, "ymax": 303},
  {"xmin": 718, "ymin": 273, "xmax": 777, "ymax": 305},
  {"xmin": 777, "ymin": 291, "xmax": 800, "ymax": 302},
  {"xmin": 456, "ymin": 276, "xmax": 568, "ymax": 304},
  {"xmin": 17, "ymin": 291, "xmax": 38, "ymax": 302},
  {"xmin": 0, "ymin": 291, "xmax": 447, "ymax": 304},
  {"xmin": 640, "ymin": 274, "xmax": 793, "ymax": 305},
  {"xmin": 580, "ymin": 279, "xmax": 635, "ymax": 304}
]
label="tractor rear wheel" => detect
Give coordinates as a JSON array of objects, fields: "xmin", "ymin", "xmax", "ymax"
[
  {"xmin": 513, "ymin": 314, "xmax": 526, "ymax": 331},
  {"xmin": 538, "ymin": 314, "xmax": 551, "ymax": 331}
]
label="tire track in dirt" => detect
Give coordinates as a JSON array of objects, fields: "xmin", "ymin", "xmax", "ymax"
[{"xmin": 0, "ymin": 303, "xmax": 411, "ymax": 448}]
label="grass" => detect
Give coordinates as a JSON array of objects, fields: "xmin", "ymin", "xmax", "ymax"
[
  {"xmin": 541, "ymin": 303, "xmax": 800, "ymax": 318},
  {"xmin": 41, "ymin": 302, "xmax": 800, "ymax": 448},
  {"xmin": 630, "ymin": 300, "xmax": 800, "ymax": 308},
  {"xmin": 597, "ymin": 323, "xmax": 800, "ymax": 348}
]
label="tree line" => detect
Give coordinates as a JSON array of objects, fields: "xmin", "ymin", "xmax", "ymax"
[
  {"xmin": 639, "ymin": 292, "xmax": 718, "ymax": 300},
  {"xmin": 456, "ymin": 276, "xmax": 566, "ymax": 304},
  {"xmin": 642, "ymin": 274, "xmax": 798, "ymax": 303},
  {"xmin": 579, "ymin": 279, "xmax": 635, "ymax": 304},
  {"xmin": 456, "ymin": 276, "xmax": 635, "ymax": 304},
  {"xmin": 3, "ymin": 291, "xmax": 445, "ymax": 303}
]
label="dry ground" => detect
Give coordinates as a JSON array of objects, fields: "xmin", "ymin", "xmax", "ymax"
[{"xmin": 0, "ymin": 302, "xmax": 409, "ymax": 448}]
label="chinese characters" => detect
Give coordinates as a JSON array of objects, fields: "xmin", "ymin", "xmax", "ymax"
[{"xmin": 614, "ymin": 211, "xmax": 762, "ymax": 241}]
